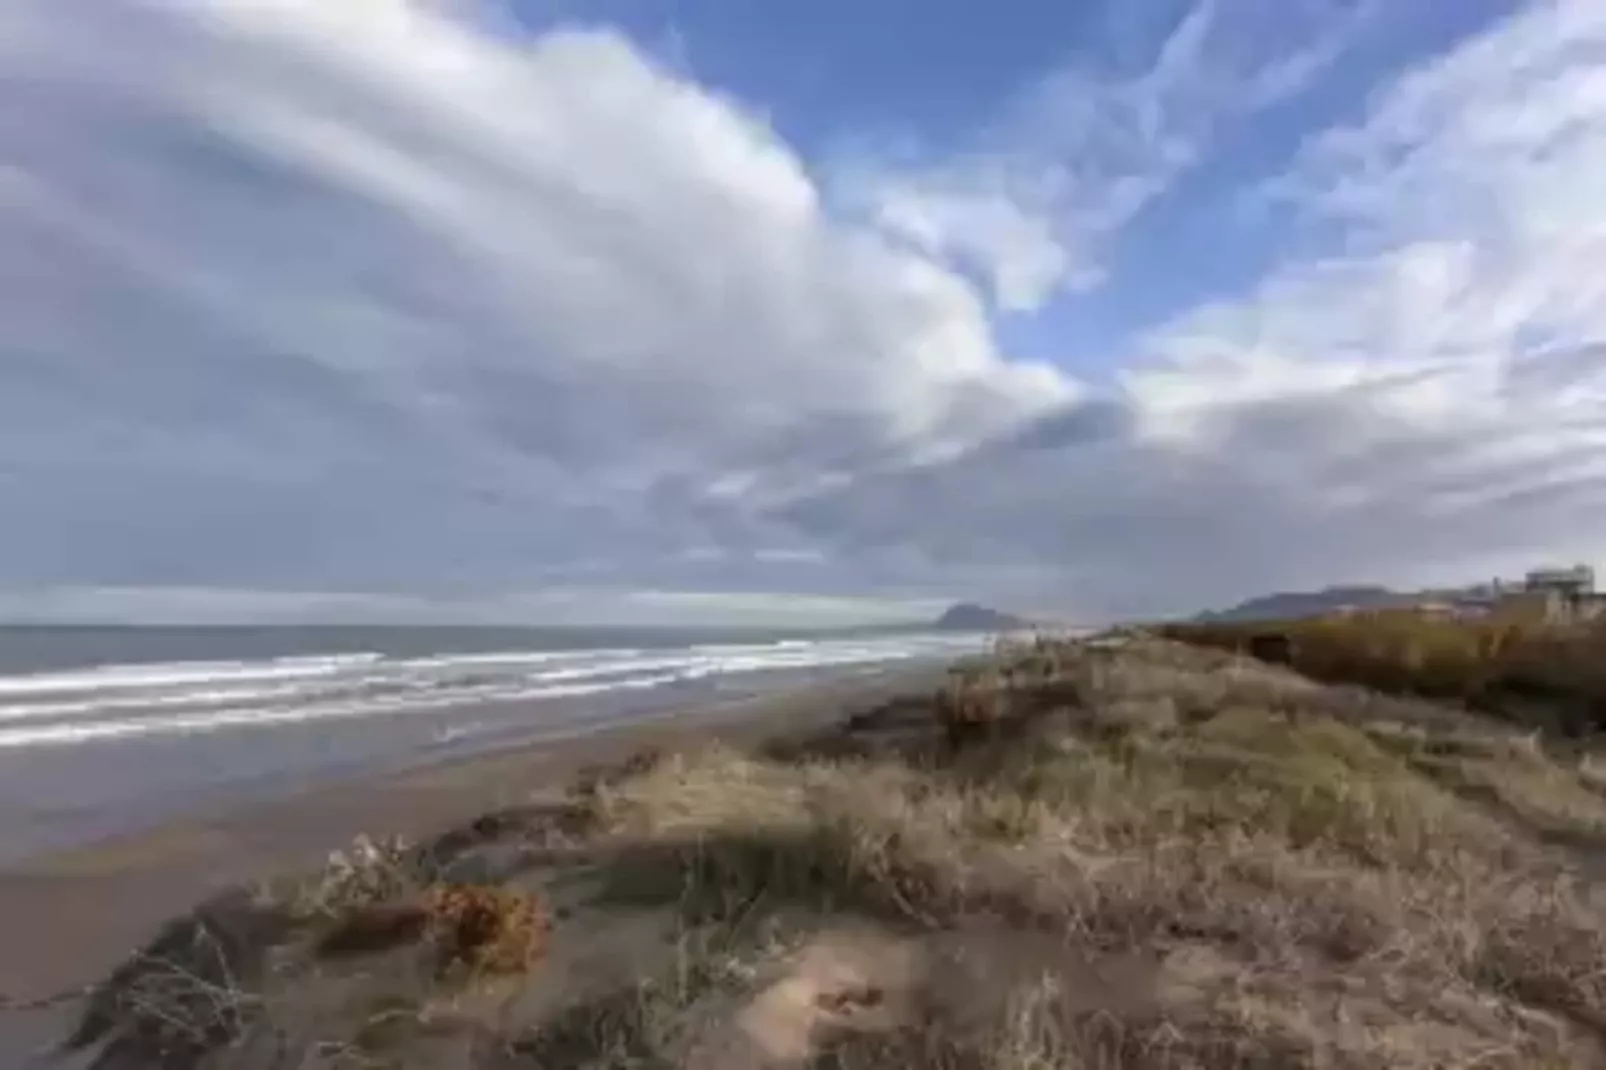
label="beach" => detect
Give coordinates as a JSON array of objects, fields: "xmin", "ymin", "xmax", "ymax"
[
  {"xmin": 11, "ymin": 635, "xmax": 1606, "ymax": 1069},
  {"xmin": 0, "ymin": 657, "xmax": 955, "ymax": 1066}
]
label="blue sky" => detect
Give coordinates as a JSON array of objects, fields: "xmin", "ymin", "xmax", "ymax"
[{"xmin": 2, "ymin": 0, "xmax": 1605, "ymax": 625}]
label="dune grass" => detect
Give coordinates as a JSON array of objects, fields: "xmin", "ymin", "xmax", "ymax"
[
  {"xmin": 60, "ymin": 637, "xmax": 1606, "ymax": 1068},
  {"xmin": 1160, "ymin": 611, "xmax": 1606, "ymax": 736}
]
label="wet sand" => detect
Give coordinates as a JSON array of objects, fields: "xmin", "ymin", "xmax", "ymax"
[{"xmin": 0, "ymin": 665, "xmax": 943, "ymax": 1065}]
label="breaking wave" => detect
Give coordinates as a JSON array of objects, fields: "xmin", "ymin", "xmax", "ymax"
[{"xmin": 0, "ymin": 633, "xmax": 987, "ymax": 749}]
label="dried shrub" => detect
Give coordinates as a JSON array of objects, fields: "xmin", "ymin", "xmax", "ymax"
[
  {"xmin": 294, "ymin": 833, "xmax": 423, "ymax": 919},
  {"xmin": 315, "ymin": 882, "xmax": 550, "ymax": 979},
  {"xmin": 934, "ymin": 639, "xmax": 1086, "ymax": 750},
  {"xmin": 423, "ymin": 883, "xmax": 550, "ymax": 976},
  {"xmin": 935, "ymin": 667, "xmax": 1010, "ymax": 749},
  {"xmin": 1162, "ymin": 612, "xmax": 1606, "ymax": 735}
]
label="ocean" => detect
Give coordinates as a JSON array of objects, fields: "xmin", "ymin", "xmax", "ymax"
[{"xmin": 0, "ymin": 624, "xmax": 989, "ymax": 861}]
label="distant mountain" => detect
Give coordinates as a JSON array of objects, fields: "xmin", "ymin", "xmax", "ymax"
[
  {"xmin": 934, "ymin": 603, "xmax": 1034, "ymax": 631},
  {"xmin": 1195, "ymin": 585, "xmax": 1412, "ymax": 623}
]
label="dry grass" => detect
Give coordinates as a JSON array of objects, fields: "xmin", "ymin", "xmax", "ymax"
[
  {"xmin": 1361, "ymin": 722, "xmax": 1606, "ymax": 847},
  {"xmin": 933, "ymin": 636, "xmax": 1085, "ymax": 749},
  {"xmin": 580, "ymin": 639, "xmax": 1606, "ymax": 1067},
  {"xmin": 64, "ymin": 637, "xmax": 1606, "ymax": 1069},
  {"xmin": 1161, "ymin": 612, "xmax": 1606, "ymax": 736}
]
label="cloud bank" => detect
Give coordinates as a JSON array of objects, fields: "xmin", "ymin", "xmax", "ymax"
[{"xmin": 2, "ymin": 0, "xmax": 1605, "ymax": 624}]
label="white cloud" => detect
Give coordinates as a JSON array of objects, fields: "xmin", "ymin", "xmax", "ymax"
[
  {"xmin": 774, "ymin": 0, "xmax": 1606, "ymax": 617},
  {"xmin": 841, "ymin": 0, "xmax": 1375, "ymax": 311},
  {"xmin": 0, "ymin": 584, "xmax": 940, "ymax": 628},
  {"xmin": 1129, "ymin": 0, "xmax": 1606, "ymax": 496},
  {"xmin": 868, "ymin": 174, "xmax": 1083, "ymax": 313},
  {"xmin": 0, "ymin": 0, "xmax": 1071, "ymax": 619}
]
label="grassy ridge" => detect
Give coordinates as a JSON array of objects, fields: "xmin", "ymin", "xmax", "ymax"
[
  {"xmin": 57, "ymin": 637, "xmax": 1606, "ymax": 1069},
  {"xmin": 1159, "ymin": 612, "xmax": 1606, "ymax": 735}
]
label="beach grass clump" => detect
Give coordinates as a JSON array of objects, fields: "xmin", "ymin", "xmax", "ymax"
[
  {"xmin": 289, "ymin": 832, "xmax": 427, "ymax": 919},
  {"xmin": 933, "ymin": 635, "xmax": 1087, "ymax": 750}
]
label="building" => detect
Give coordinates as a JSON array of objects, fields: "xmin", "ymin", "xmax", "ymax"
[
  {"xmin": 1444, "ymin": 564, "xmax": 1605, "ymax": 625},
  {"xmin": 1524, "ymin": 564, "xmax": 1595, "ymax": 598},
  {"xmin": 1499, "ymin": 564, "xmax": 1605, "ymax": 624}
]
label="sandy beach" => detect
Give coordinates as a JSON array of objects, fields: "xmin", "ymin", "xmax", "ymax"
[{"xmin": 0, "ymin": 664, "xmax": 945, "ymax": 1065}]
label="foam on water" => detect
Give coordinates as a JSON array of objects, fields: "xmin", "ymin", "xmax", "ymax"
[
  {"xmin": 0, "ymin": 633, "xmax": 988, "ymax": 749},
  {"xmin": 0, "ymin": 673, "xmax": 686, "ymax": 749},
  {"xmin": 0, "ymin": 652, "xmax": 387, "ymax": 697}
]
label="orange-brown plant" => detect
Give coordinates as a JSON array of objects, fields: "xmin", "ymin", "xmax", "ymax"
[{"xmin": 423, "ymin": 883, "xmax": 550, "ymax": 976}]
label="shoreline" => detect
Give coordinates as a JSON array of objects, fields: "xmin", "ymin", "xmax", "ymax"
[
  {"xmin": 0, "ymin": 668, "xmax": 869, "ymax": 866},
  {"xmin": 0, "ymin": 662, "xmax": 946, "ymax": 1022},
  {"xmin": 0, "ymin": 631, "xmax": 993, "ymax": 865}
]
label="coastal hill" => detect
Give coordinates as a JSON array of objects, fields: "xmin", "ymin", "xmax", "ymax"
[
  {"xmin": 1194, "ymin": 584, "xmax": 1412, "ymax": 622},
  {"xmin": 932, "ymin": 601, "xmax": 1035, "ymax": 631}
]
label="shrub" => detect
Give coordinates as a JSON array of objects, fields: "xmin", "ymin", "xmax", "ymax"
[
  {"xmin": 316, "ymin": 882, "xmax": 550, "ymax": 977},
  {"xmin": 1161, "ymin": 612, "xmax": 1606, "ymax": 734},
  {"xmin": 933, "ymin": 640, "xmax": 1086, "ymax": 749},
  {"xmin": 423, "ymin": 883, "xmax": 550, "ymax": 975}
]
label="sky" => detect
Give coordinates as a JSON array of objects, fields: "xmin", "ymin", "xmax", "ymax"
[{"xmin": 2, "ymin": 0, "xmax": 1605, "ymax": 627}]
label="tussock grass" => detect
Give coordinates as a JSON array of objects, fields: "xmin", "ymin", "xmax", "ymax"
[{"xmin": 64, "ymin": 637, "xmax": 1606, "ymax": 1069}]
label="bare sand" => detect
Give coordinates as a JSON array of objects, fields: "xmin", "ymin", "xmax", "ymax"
[{"xmin": 0, "ymin": 665, "xmax": 944, "ymax": 1065}]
